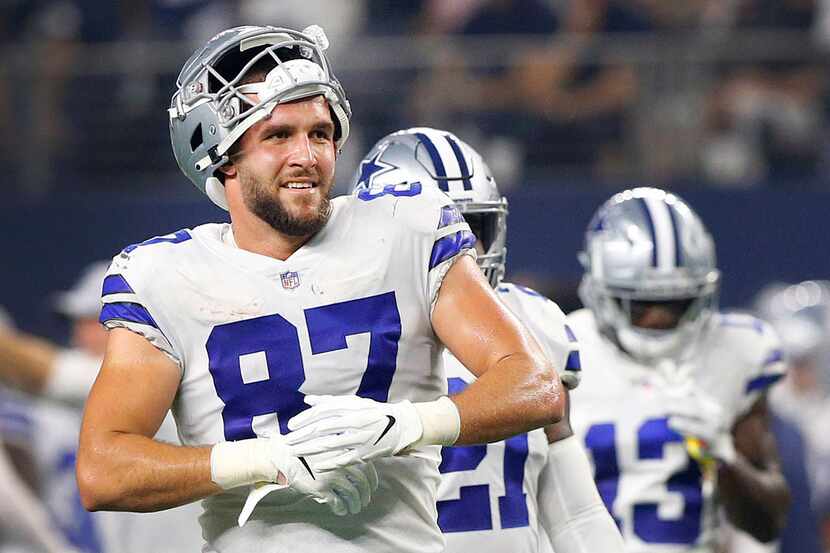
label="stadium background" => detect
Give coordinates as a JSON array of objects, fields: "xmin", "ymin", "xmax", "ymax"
[
  {"xmin": 3, "ymin": 0, "xmax": 829, "ymax": 338},
  {"xmin": 1, "ymin": 1, "xmax": 828, "ymax": 551}
]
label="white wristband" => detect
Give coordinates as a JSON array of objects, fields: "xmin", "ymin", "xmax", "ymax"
[
  {"xmin": 210, "ymin": 438, "xmax": 284, "ymax": 490},
  {"xmin": 412, "ymin": 396, "xmax": 461, "ymax": 447}
]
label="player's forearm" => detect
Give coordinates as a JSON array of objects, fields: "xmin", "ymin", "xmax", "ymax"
[
  {"xmin": 77, "ymin": 430, "xmax": 220, "ymax": 512},
  {"xmin": 451, "ymin": 352, "xmax": 564, "ymax": 445},
  {"xmin": 717, "ymin": 457, "xmax": 791, "ymax": 542},
  {"xmin": 0, "ymin": 331, "xmax": 56, "ymax": 394}
]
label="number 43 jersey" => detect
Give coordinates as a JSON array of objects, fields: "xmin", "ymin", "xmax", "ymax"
[
  {"xmin": 437, "ymin": 283, "xmax": 579, "ymax": 553},
  {"xmin": 565, "ymin": 308, "xmax": 786, "ymax": 553},
  {"xmin": 100, "ymin": 187, "xmax": 475, "ymax": 553}
]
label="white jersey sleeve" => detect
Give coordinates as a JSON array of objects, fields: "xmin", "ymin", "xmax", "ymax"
[
  {"xmin": 99, "ymin": 229, "xmax": 193, "ymax": 370},
  {"xmin": 712, "ymin": 313, "xmax": 786, "ymax": 417}
]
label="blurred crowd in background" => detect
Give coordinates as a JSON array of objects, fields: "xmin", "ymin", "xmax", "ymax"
[
  {"xmin": 2, "ymin": 0, "xmax": 830, "ymax": 197},
  {"xmin": 1, "ymin": 1, "xmax": 830, "ymax": 552}
]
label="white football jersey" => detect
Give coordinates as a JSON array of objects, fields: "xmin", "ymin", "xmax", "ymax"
[
  {"xmin": 100, "ymin": 187, "xmax": 475, "ymax": 553},
  {"xmin": 438, "ymin": 282, "xmax": 579, "ymax": 553},
  {"xmin": 566, "ymin": 309, "xmax": 786, "ymax": 553}
]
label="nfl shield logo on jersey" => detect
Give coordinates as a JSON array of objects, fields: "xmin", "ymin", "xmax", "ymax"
[{"xmin": 280, "ymin": 271, "xmax": 300, "ymax": 289}]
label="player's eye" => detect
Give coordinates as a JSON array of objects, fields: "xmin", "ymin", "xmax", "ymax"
[{"xmin": 311, "ymin": 128, "xmax": 332, "ymax": 141}]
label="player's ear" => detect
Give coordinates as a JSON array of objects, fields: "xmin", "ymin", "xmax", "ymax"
[{"xmin": 218, "ymin": 161, "xmax": 237, "ymax": 179}]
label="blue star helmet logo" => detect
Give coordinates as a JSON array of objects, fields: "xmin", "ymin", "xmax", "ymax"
[{"xmin": 355, "ymin": 147, "xmax": 397, "ymax": 191}]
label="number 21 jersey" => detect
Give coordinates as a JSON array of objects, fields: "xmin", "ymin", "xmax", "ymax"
[{"xmin": 438, "ymin": 283, "xmax": 579, "ymax": 553}]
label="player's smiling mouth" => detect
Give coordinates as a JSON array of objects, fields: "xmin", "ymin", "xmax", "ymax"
[{"xmin": 282, "ymin": 181, "xmax": 317, "ymax": 190}]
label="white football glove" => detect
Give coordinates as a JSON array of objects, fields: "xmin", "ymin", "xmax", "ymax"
[
  {"xmin": 285, "ymin": 395, "xmax": 424, "ymax": 471},
  {"xmin": 237, "ymin": 454, "xmax": 379, "ymax": 526},
  {"xmin": 666, "ymin": 387, "xmax": 737, "ymax": 465},
  {"xmin": 210, "ymin": 433, "xmax": 379, "ymax": 524}
]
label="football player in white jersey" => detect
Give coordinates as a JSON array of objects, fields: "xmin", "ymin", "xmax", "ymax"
[
  {"xmin": 566, "ymin": 187, "xmax": 790, "ymax": 552},
  {"xmin": 76, "ymin": 25, "xmax": 566, "ymax": 553},
  {"xmin": 351, "ymin": 127, "xmax": 625, "ymax": 553}
]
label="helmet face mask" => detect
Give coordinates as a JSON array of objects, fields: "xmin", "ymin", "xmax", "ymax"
[
  {"xmin": 352, "ymin": 127, "xmax": 508, "ymax": 287},
  {"xmin": 169, "ymin": 25, "xmax": 350, "ymax": 210},
  {"xmin": 579, "ymin": 187, "xmax": 721, "ymax": 363}
]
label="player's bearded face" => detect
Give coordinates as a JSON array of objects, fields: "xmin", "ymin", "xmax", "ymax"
[
  {"xmin": 235, "ymin": 97, "xmax": 336, "ymax": 237},
  {"xmin": 239, "ymin": 164, "xmax": 332, "ymax": 237}
]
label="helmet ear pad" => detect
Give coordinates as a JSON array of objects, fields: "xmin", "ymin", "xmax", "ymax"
[{"xmin": 205, "ymin": 177, "xmax": 229, "ymax": 210}]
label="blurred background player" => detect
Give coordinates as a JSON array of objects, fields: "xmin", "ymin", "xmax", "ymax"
[
  {"xmin": 0, "ymin": 263, "xmax": 202, "ymax": 553},
  {"xmin": 0, "ymin": 340, "xmax": 80, "ymax": 553},
  {"xmin": 566, "ymin": 187, "xmax": 790, "ymax": 552},
  {"xmin": 756, "ymin": 280, "xmax": 830, "ymax": 552},
  {"xmin": 352, "ymin": 126, "xmax": 623, "ymax": 553}
]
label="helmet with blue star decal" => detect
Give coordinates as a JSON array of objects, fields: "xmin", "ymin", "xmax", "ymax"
[{"xmin": 351, "ymin": 127, "xmax": 507, "ymax": 287}]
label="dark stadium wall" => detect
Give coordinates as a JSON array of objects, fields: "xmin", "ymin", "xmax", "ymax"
[{"xmin": 2, "ymin": 189, "xmax": 827, "ymax": 344}]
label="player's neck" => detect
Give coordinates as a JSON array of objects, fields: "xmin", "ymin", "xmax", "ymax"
[{"xmin": 229, "ymin": 215, "xmax": 314, "ymax": 261}]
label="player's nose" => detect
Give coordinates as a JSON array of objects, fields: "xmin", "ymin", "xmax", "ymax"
[{"xmin": 287, "ymin": 135, "xmax": 318, "ymax": 170}]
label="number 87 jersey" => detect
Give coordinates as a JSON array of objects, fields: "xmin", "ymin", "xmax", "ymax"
[{"xmin": 99, "ymin": 187, "xmax": 475, "ymax": 553}]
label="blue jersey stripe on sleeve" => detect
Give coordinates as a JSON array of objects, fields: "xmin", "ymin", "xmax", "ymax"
[
  {"xmin": 101, "ymin": 274, "xmax": 134, "ymax": 296},
  {"xmin": 429, "ymin": 230, "xmax": 476, "ymax": 270},
  {"xmin": 100, "ymin": 302, "xmax": 159, "ymax": 329},
  {"xmin": 745, "ymin": 373, "xmax": 784, "ymax": 394}
]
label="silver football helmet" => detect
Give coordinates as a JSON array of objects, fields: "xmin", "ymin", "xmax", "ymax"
[
  {"xmin": 169, "ymin": 24, "xmax": 351, "ymax": 210},
  {"xmin": 579, "ymin": 187, "xmax": 721, "ymax": 362},
  {"xmin": 351, "ymin": 127, "xmax": 508, "ymax": 287}
]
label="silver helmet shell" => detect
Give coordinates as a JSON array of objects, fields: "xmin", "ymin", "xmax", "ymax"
[
  {"xmin": 351, "ymin": 127, "xmax": 508, "ymax": 287},
  {"xmin": 169, "ymin": 24, "xmax": 351, "ymax": 210},
  {"xmin": 579, "ymin": 187, "xmax": 721, "ymax": 362}
]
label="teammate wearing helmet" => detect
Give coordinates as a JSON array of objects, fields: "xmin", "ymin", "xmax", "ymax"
[
  {"xmin": 352, "ymin": 127, "xmax": 624, "ymax": 553},
  {"xmin": 567, "ymin": 187, "xmax": 790, "ymax": 551},
  {"xmin": 77, "ymin": 25, "xmax": 565, "ymax": 553}
]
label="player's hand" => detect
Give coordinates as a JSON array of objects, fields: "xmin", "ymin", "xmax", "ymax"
[
  {"xmin": 666, "ymin": 388, "xmax": 736, "ymax": 465},
  {"xmin": 238, "ymin": 447, "xmax": 379, "ymax": 526},
  {"xmin": 285, "ymin": 395, "xmax": 424, "ymax": 471}
]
